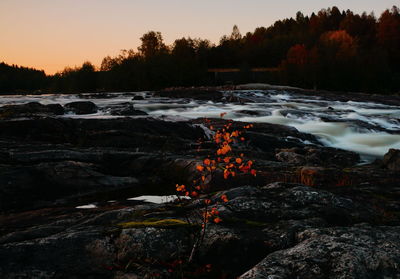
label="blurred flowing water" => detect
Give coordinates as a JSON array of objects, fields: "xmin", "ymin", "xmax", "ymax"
[{"xmin": 1, "ymin": 90, "xmax": 399, "ymax": 158}]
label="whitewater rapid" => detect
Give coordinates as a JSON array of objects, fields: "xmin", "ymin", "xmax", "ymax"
[{"xmin": 0, "ymin": 90, "xmax": 399, "ymax": 158}]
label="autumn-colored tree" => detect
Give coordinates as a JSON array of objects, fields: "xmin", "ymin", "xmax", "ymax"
[
  {"xmin": 175, "ymin": 114, "xmax": 256, "ymax": 264},
  {"xmin": 286, "ymin": 44, "xmax": 308, "ymax": 65},
  {"xmin": 280, "ymin": 44, "xmax": 311, "ymax": 87},
  {"xmin": 320, "ymin": 30, "xmax": 357, "ymax": 59}
]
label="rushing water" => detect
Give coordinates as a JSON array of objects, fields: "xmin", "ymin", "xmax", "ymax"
[{"xmin": 1, "ymin": 90, "xmax": 399, "ymax": 158}]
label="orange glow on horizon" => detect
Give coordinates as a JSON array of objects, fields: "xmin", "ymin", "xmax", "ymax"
[{"xmin": 1, "ymin": 0, "xmax": 398, "ymax": 75}]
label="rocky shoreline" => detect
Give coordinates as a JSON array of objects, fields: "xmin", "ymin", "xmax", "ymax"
[{"xmin": 0, "ymin": 90, "xmax": 400, "ymax": 278}]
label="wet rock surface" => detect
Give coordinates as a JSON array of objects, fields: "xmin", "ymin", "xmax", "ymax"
[
  {"xmin": 109, "ymin": 103, "xmax": 148, "ymax": 116},
  {"xmin": 0, "ymin": 93, "xmax": 400, "ymax": 278},
  {"xmin": 64, "ymin": 101, "xmax": 98, "ymax": 114},
  {"xmin": 382, "ymin": 148, "xmax": 400, "ymax": 171},
  {"xmin": 0, "ymin": 102, "xmax": 64, "ymax": 118},
  {"xmin": 240, "ymin": 224, "xmax": 400, "ymax": 279}
]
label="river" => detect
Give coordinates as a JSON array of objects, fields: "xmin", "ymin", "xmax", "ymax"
[{"xmin": 1, "ymin": 89, "xmax": 399, "ymax": 159}]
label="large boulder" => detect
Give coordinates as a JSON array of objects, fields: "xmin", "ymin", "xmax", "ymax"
[
  {"xmin": 109, "ymin": 103, "xmax": 148, "ymax": 116},
  {"xmin": 276, "ymin": 146, "xmax": 360, "ymax": 167},
  {"xmin": 382, "ymin": 148, "xmax": 400, "ymax": 171},
  {"xmin": 0, "ymin": 102, "xmax": 64, "ymax": 118},
  {"xmin": 240, "ymin": 225, "xmax": 400, "ymax": 279},
  {"xmin": 64, "ymin": 101, "xmax": 98, "ymax": 114}
]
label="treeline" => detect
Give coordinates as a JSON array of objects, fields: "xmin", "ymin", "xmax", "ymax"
[
  {"xmin": 2, "ymin": 6, "xmax": 400, "ymax": 94},
  {"xmin": 0, "ymin": 63, "xmax": 47, "ymax": 93}
]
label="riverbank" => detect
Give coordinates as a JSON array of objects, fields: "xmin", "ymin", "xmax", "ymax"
[{"xmin": 0, "ymin": 88, "xmax": 399, "ymax": 278}]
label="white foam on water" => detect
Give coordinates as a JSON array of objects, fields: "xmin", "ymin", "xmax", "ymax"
[
  {"xmin": 234, "ymin": 110, "xmax": 304, "ymax": 126},
  {"xmin": 76, "ymin": 204, "xmax": 97, "ymax": 209},
  {"xmin": 2, "ymin": 90, "xmax": 399, "ymax": 158},
  {"xmin": 318, "ymin": 132, "xmax": 400, "ymax": 156},
  {"xmin": 127, "ymin": 195, "xmax": 190, "ymax": 204}
]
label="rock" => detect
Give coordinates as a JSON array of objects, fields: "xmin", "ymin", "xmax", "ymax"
[
  {"xmin": 0, "ymin": 107, "xmax": 399, "ymax": 278},
  {"xmin": 0, "ymin": 182, "xmax": 399, "ymax": 278},
  {"xmin": 0, "ymin": 160, "xmax": 141, "ymax": 212},
  {"xmin": 383, "ymin": 148, "xmax": 400, "ymax": 171},
  {"xmin": 112, "ymin": 226, "xmax": 190, "ymax": 262},
  {"xmin": 0, "ymin": 228, "xmax": 112, "ymax": 278},
  {"xmin": 236, "ymin": 110, "xmax": 263, "ymax": 116},
  {"xmin": 239, "ymin": 225, "xmax": 400, "ymax": 279},
  {"xmin": 197, "ymin": 225, "xmax": 266, "ymax": 277},
  {"xmin": 0, "ymin": 102, "xmax": 64, "ymax": 118},
  {"xmin": 132, "ymin": 95, "xmax": 144, "ymax": 100},
  {"xmin": 275, "ymin": 149, "xmax": 306, "ymax": 165},
  {"xmin": 109, "ymin": 103, "xmax": 148, "ymax": 116},
  {"xmin": 45, "ymin": 104, "xmax": 65, "ymax": 115},
  {"xmin": 209, "ymin": 183, "xmax": 374, "ymax": 226},
  {"xmin": 298, "ymin": 166, "xmax": 337, "ymax": 187},
  {"xmin": 275, "ymin": 146, "xmax": 360, "ymax": 167},
  {"xmin": 0, "ymin": 117, "xmax": 204, "ymax": 150},
  {"xmin": 64, "ymin": 101, "xmax": 98, "ymax": 114}
]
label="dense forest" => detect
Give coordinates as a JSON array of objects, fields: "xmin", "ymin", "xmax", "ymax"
[{"xmin": 1, "ymin": 6, "xmax": 400, "ymax": 94}]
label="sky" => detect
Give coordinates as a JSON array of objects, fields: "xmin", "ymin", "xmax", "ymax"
[{"xmin": 1, "ymin": 0, "xmax": 399, "ymax": 74}]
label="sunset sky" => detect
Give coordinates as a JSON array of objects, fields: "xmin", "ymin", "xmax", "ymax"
[{"xmin": 1, "ymin": 0, "xmax": 399, "ymax": 74}]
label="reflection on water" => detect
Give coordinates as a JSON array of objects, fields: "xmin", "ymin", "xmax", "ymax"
[{"xmin": 1, "ymin": 90, "xmax": 399, "ymax": 157}]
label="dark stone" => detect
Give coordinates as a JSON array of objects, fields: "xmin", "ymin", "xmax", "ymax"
[
  {"xmin": 237, "ymin": 110, "xmax": 263, "ymax": 116},
  {"xmin": 45, "ymin": 104, "xmax": 65, "ymax": 115},
  {"xmin": 240, "ymin": 225, "xmax": 400, "ymax": 279},
  {"xmin": 132, "ymin": 95, "xmax": 144, "ymax": 100},
  {"xmin": 0, "ymin": 110, "xmax": 399, "ymax": 278},
  {"xmin": 0, "ymin": 102, "xmax": 64, "ymax": 118},
  {"xmin": 1, "ymin": 183, "xmax": 398, "ymax": 278},
  {"xmin": 110, "ymin": 103, "xmax": 148, "ymax": 116},
  {"xmin": 383, "ymin": 148, "xmax": 400, "ymax": 171},
  {"xmin": 275, "ymin": 146, "xmax": 360, "ymax": 167},
  {"xmin": 64, "ymin": 101, "xmax": 98, "ymax": 114}
]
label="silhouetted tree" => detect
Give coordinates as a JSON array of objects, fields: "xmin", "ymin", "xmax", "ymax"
[
  {"xmin": 138, "ymin": 31, "xmax": 168, "ymax": 59},
  {"xmin": 0, "ymin": 62, "xmax": 47, "ymax": 93}
]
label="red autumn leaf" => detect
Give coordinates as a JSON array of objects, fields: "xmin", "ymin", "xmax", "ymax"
[
  {"xmin": 231, "ymin": 131, "xmax": 239, "ymax": 137},
  {"xmin": 196, "ymin": 165, "xmax": 204, "ymax": 172},
  {"xmin": 214, "ymin": 217, "xmax": 222, "ymax": 223},
  {"xmin": 223, "ymin": 169, "xmax": 230, "ymax": 179},
  {"xmin": 175, "ymin": 184, "xmax": 186, "ymax": 192},
  {"xmin": 191, "ymin": 191, "xmax": 199, "ymax": 197}
]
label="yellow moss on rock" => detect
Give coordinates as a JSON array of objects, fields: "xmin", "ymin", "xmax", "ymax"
[{"xmin": 117, "ymin": 218, "xmax": 193, "ymax": 229}]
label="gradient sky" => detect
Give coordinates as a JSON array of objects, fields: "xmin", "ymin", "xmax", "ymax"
[{"xmin": 1, "ymin": 0, "xmax": 399, "ymax": 74}]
